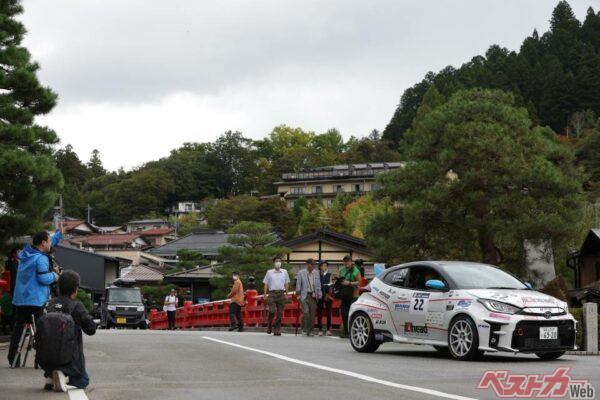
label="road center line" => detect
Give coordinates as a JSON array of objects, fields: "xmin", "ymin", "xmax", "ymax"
[
  {"xmin": 68, "ymin": 388, "xmax": 88, "ymax": 400},
  {"xmin": 202, "ymin": 336, "xmax": 478, "ymax": 400}
]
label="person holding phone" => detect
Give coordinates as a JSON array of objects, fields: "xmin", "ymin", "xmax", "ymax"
[{"xmin": 164, "ymin": 289, "xmax": 178, "ymax": 330}]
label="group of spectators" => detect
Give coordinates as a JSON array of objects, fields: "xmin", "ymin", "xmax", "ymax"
[
  {"xmin": 247, "ymin": 254, "xmax": 363, "ymax": 337},
  {"xmin": 1, "ymin": 227, "xmax": 96, "ymax": 392}
]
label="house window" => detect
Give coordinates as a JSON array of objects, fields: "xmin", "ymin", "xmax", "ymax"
[
  {"xmin": 290, "ymin": 187, "xmax": 306, "ymax": 195},
  {"xmin": 336, "ymin": 185, "xmax": 345, "ymax": 193},
  {"xmin": 313, "ymin": 185, "xmax": 323, "ymax": 194},
  {"xmin": 354, "ymin": 184, "xmax": 364, "ymax": 193}
]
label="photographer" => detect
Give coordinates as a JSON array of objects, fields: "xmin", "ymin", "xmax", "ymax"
[
  {"xmin": 336, "ymin": 255, "xmax": 361, "ymax": 338},
  {"xmin": 8, "ymin": 229, "xmax": 63, "ymax": 366}
]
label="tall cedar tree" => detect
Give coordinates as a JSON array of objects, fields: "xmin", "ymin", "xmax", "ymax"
[
  {"xmin": 368, "ymin": 88, "xmax": 583, "ymax": 273},
  {"xmin": 210, "ymin": 221, "xmax": 290, "ymax": 300},
  {"xmin": 382, "ymin": 1, "xmax": 600, "ymax": 144},
  {"xmin": 0, "ymin": 0, "xmax": 62, "ymax": 243}
]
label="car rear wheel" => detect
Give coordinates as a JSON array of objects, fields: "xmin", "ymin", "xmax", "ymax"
[
  {"xmin": 535, "ymin": 351, "xmax": 565, "ymax": 360},
  {"xmin": 350, "ymin": 312, "xmax": 380, "ymax": 353},
  {"xmin": 448, "ymin": 315, "xmax": 483, "ymax": 360}
]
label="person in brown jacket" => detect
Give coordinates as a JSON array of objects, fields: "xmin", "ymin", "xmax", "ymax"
[{"xmin": 227, "ymin": 272, "xmax": 244, "ymax": 332}]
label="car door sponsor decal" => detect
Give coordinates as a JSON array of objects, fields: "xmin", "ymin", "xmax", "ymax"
[
  {"xmin": 488, "ymin": 312, "xmax": 511, "ymax": 321},
  {"xmin": 410, "ymin": 292, "xmax": 429, "ymax": 314},
  {"xmin": 426, "ymin": 311, "xmax": 443, "ymax": 326},
  {"xmin": 404, "ymin": 322, "xmax": 428, "ymax": 335},
  {"xmin": 395, "ymin": 303, "xmax": 410, "ymax": 311},
  {"xmin": 446, "ymin": 304, "xmax": 454, "ymax": 311}
]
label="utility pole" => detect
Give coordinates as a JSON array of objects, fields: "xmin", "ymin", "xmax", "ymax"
[
  {"xmin": 53, "ymin": 194, "xmax": 64, "ymax": 230},
  {"xmin": 87, "ymin": 204, "xmax": 92, "ymax": 224}
]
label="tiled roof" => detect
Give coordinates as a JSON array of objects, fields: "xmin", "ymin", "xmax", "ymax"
[
  {"xmin": 63, "ymin": 219, "xmax": 89, "ymax": 231},
  {"xmin": 149, "ymin": 230, "xmax": 230, "ymax": 257},
  {"xmin": 139, "ymin": 228, "xmax": 175, "ymax": 236},
  {"xmin": 127, "ymin": 219, "xmax": 167, "ymax": 224},
  {"xmin": 121, "ymin": 265, "xmax": 164, "ymax": 282},
  {"xmin": 71, "ymin": 234, "xmax": 145, "ymax": 246}
]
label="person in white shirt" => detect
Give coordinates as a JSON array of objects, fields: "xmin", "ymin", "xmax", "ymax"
[
  {"xmin": 262, "ymin": 256, "xmax": 290, "ymax": 336},
  {"xmin": 164, "ymin": 289, "xmax": 178, "ymax": 330}
]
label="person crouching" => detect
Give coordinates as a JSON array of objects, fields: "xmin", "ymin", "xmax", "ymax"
[{"xmin": 37, "ymin": 270, "xmax": 96, "ymax": 392}]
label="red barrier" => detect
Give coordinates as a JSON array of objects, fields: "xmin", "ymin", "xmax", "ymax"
[{"xmin": 149, "ymin": 291, "xmax": 343, "ymax": 331}]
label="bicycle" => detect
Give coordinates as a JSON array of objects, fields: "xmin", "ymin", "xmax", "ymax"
[{"xmin": 11, "ymin": 314, "xmax": 39, "ymax": 369}]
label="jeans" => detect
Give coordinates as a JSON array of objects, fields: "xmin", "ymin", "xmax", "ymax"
[
  {"xmin": 167, "ymin": 311, "xmax": 176, "ymax": 330},
  {"xmin": 228, "ymin": 303, "xmax": 243, "ymax": 330},
  {"xmin": 8, "ymin": 306, "xmax": 43, "ymax": 365},
  {"xmin": 45, "ymin": 363, "xmax": 90, "ymax": 389},
  {"xmin": 316, "ymin": 298, "xmax": 332, "ymax": 331}
]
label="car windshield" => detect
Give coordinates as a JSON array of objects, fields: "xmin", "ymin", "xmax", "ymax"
[
  {"xmin": 108, "ymin": 288, "xmax": 142, "ymax": 303},
  {"xmin": 440, "ymin": 264, "xmax": 527, "ymax": 290}
]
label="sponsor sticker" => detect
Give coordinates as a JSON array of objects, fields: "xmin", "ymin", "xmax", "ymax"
[
  {"xmin": 395, "ymin": 303, "xmax": 410, "ymax": 311},
  {"xmin": 456, "ymin": 300, "xmax": 472, "ymax": 309},
  {"xmin": 477, "ymin": 367, "xmax": 595, "ymax": 399},
  {"xmin": 446, "ymin": 304, "xmax": 455, "ymax": 311},
  {"xmin": 413, "ymin": 292, "xmax": 430, "ymax": 299},
  {"xmin": 426, "ymin": 311, "xmax": 443, "ymax": 326},
  {"xmin": 477, "ymin": 324, "xmax": 490, "ymax": 329},
  {"xmin": 489, "ymin": 312, "xmax": 511, "ymax": 321},
  {"xmin": 375, "ymin": 319, "xmax": 387, "ymax": 325},
  {"xmin": 404, "ymin": 322, "xmax": 428, "ymax": 334},
  {"xmin": 410, "ymin": 296, "xmax": 429, "ymax": 314},
  {"xmin": 371, "ymin": 313, "xmax": 382, "ymax": 319}
]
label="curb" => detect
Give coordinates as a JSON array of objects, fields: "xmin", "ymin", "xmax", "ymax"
[{"xmin": 565, "ymin": 350, "xmax": 600, "ymax": 356}]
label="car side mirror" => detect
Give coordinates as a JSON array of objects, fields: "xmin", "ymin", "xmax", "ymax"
[{"xmin": 425, "ymin": 279, "xmax": 446, "ymax": 291}]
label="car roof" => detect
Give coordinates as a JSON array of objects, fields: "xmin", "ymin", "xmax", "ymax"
[{"xmin": 388, "ymin": 260, "xmax": 496, "ymax": 270}]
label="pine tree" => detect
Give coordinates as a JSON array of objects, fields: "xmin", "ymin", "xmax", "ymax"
[
  {"xmin": 87, "ymin": 149, "xmax": 106, "ymax": 179},
  {"xmin": 0, "ymin": 0, "xmax": 62, "ymax": 242},
  {"xmin": 210, "ymin": 221, "xmax": 290, "ymax": 300}
]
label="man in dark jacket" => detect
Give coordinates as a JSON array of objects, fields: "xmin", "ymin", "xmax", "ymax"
[
  {"xmin": 43, "ymin": 270, "xmax": 96, "ymax": 392},
  {"xmin": 4, "ymin": 246, "xmax": 20, "ymax": 296}
]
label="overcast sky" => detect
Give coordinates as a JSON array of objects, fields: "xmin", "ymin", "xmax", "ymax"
[{"xmin": 19, "ymin": 0, "xmax": 597, "ymax": 171}]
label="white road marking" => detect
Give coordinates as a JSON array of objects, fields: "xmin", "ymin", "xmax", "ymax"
[
  {"xmin": 68, "ymin": 388, "xmax": 88, "ymax": 400},
  {"xmin": 203, "ymin": 336, "xmax": 477, "ymax": 400}
]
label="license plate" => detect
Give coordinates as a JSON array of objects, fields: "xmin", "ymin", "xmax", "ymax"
[
  {"xmin": 117, "ymin": 317, "xmax": 127, "ymax": 324},
  {"xmin": 539, "ymin": 327, "xmax": 558, "ymax": 340}
]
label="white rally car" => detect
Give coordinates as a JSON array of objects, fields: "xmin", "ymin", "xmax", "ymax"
[{"xmin": 348, "ymin": 261, "xmax": 576, "ymax": 360}]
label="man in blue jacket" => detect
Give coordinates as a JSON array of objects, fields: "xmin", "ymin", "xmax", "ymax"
[{"xmin": 8, "ymin": 229, "xmax": 62, "ymax": 366}]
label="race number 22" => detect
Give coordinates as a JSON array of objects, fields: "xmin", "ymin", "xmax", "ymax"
[{"xmin": 410, "ymin": 297, "xmax": 429, "ymax": 314}]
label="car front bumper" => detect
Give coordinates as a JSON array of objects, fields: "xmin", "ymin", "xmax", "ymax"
[{"xmin": 473, "ymin": 312, "xmax": 576, "ymax": 353}]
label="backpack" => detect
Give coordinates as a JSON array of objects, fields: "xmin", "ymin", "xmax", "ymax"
[{"xmin": 35, "ymin": 300, "xmax": 76, "ymax": 370}]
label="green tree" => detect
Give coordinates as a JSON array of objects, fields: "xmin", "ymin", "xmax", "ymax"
[
  {"xmin": 175, "ymin": 211, "xmax": 203, "ymax": 237},
  {"xmin": 369, "ymin": 89, "xmax": 583, "ymax": 273},
  {"xmin": 175, "ymin": 248, "xmax": 207, "ymax": 271},
  {"xmin": 55, "ymin": 145, "xmax": 88, "ymax": 217},
  {"xmin": 210, "ymin": 221, "xmax": 290, "ymax": 300},
  {"xmin": 87, "ymin": 149, "xmax": 106, "ymax": 179},
  {"xmin": 0, "ymin": 0, "xmax": 62, "ymax": 243}
]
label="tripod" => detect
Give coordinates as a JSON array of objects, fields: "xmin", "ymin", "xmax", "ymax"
[{"xmin": 11, "ymin": 314, "xmax": 38, "ymax": 369}]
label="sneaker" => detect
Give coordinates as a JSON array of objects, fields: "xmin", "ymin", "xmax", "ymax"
[
  {"xmin": 318, "ymin": 331, "xmax": 323, "ymax": 336},
  {"xmin": 227, "ymin": 326, "xmax": 236, "ymax": 331},
  {"xmin": 43, "ymin": 377, "xmax": 53, "ymax": 391},
  {"xmin": 326, "ymin": 330, "xmax": 332, "ymax": 336},
  {"xmin": 52, "ymin": 370, "xmax": 67, "ymax": 392}
]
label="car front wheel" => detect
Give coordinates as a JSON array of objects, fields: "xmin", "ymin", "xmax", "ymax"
[
  {"xmin": 447, "ymin": 315, "xmax": 483, "ymax": 360},
  {"xmin": 349, "ymin": 312, "xmax": 380, "ymax": 353}
]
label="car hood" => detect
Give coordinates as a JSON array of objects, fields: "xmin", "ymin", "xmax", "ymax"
[{"xmin": 465, "ymin": 289, "xmax": 563, "ymax": 308}]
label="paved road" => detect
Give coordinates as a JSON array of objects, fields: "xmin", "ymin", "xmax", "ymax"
[{"xmin": 0, "ymin": 330, "xmax": 598, "ymax": 400}]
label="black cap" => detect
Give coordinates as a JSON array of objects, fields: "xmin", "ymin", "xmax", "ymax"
[
  {"xmin": 305, "ymin": 258, "xmax": 314, "ymax": 265},
  {"xmin": 342, "ymin": 255, "xmax": 352, "ymax": 261}
]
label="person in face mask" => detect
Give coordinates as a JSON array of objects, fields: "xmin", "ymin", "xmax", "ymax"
[{"xmin": 262, "ymin": 255, "xmax": 290, "ymax": 336}]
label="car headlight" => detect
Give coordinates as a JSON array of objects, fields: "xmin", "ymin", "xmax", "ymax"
[
  {"xmin": 137, "ymin": 306, "xmax": 145, "ymax": 312},
  {"xmin": 107, "ymin": 305, "xmax": 116, "ymax": 311},
  {"xmin": 478, "ymin": 299, "xmax": 521, "ymax": 314}
]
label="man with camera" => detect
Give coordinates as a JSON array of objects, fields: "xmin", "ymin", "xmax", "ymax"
[
  {"xmin": 336, "ymin": 255, "xmax": 362, "ymax": 338},
  {"xmin": 8, "ymin": 228, "xmax": 63, "ymax": 366}
]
